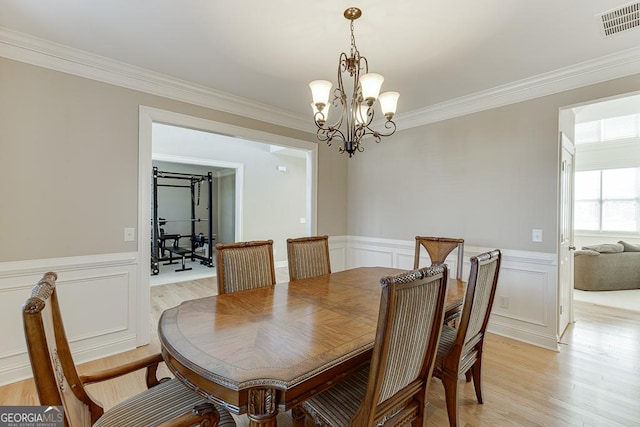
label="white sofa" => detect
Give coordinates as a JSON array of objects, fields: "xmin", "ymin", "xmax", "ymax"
[{"xmin": 574, "ymin": 241, "xmax": 640, "ymax": 291}]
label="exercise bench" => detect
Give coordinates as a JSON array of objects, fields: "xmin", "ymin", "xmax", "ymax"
[{"xmin": 163, "ymin": 235, "xmax": 193, "ymax": 272}]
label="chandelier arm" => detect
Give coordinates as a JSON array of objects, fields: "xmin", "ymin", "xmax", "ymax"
[
  {"xmin": 317, "ymin": 127, "xmax": 347, "ymax": 145},
  {"xmin": 338, "ymin": 52, "xmax": 349, "ymax": 79},
  {"xmin": 361, "ymin": 56, "xmax": 369, "ymax": 74},
  {"xmin": 362, "ymin": 119, "xmax": 397, "ymax": 140}
]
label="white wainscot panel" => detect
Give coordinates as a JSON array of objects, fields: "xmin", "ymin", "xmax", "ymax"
[
  {"xmin": 0, "ymin": 283, "xmax": 38, "ymax": 358},
  {"xmin": 57, "ymin": 273, "xmax": 130, "ymax": 343},
  {"xmin": 348, "ymin": 247, "xmax": 394, "ymax": 268},
  {"xmin": 395, "ymin": 252, "xmax": 415, "ymax": 270},
  {"xmin": 329, "ymin": 247, "xmax": 347, "ymax": 272},
  {"xmin": 493, "ymin": 267, "xmax": 548, "ymax": 326}
]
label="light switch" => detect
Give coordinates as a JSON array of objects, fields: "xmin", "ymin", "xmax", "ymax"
[
  {"xmin": 124, "ymin": 227, "xmax": 136, "ymax": 242},
  {"xmin": 532, "ymin": 229, "xmax": 542, "ymax": 242}
]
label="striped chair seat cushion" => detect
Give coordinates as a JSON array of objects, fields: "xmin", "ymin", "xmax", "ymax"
[
  {"xmin": 435, "ymin": 325, "xmax": 481, "ymax": 376},
  {"xmin": 301, "ymin": 365, "xmax": 369, "ymax": 427},
  {"xmin": 94, "ymin": 378, "xmax": 236, "ymax": 427}
]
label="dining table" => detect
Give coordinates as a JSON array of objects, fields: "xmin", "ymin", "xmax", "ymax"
[{"xmin": 158, "ymin": 266, "xmax": 465, "ymax": 426}]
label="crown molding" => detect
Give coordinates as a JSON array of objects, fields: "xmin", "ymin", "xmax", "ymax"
[
  {"xmin": 395, "ymin": 45, "xmax": 640, "ymax": 130},
  {"xmin": 0, "ymin": 27, "xmax": 312, "ymax": 133},
  {"xmin": 2, "ymin": 26, "xmax": 639, "ymax": 133}
]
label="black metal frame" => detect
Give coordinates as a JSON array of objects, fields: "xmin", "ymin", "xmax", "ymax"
[{"xmin": 151, "ymin": 166, "xmax": 214, "ymax": 275}]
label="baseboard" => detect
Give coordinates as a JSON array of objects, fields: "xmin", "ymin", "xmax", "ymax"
[
  {"xmin": 0, "ymin": 334, "xmax": 138, "ymax": 385},
  {"xmin": 488, "ymin": 322, "xmax": 559, "ymax": 351}
]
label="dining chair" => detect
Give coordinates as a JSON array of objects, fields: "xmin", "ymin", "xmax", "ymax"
[
  {"xmin": 414, "ymin": 236, "xmax": 465, "ymax": 280},
  {"xmin": 286, "ymin": 235, "xmax": 331, "ymax": 281},
  {"xmin": 22, "ymin": 272, "xmax": 236, "ymax": 427},
  {"xmin": 300, "ymin": 265, "xmax": 449, "ymax": 426},
  {"xmin": 215, "ymin": 240, "xmax": 276, "ymax": 294},
  {"xmin": 432, "ymin": 249, "xmax": 502, "ymax": 427}
]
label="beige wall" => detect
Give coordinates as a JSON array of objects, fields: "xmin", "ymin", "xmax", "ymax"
[
  {"xmin": 346, "ymin": 74, "xmax": 640, "ymax": 253},
  {"xmin": 0, "ymin": 57, "xmax": 347, "ymax": 262},
  {"xmin": 317, "ymin": 143, "xmax": 348, "ymax": 236},
  {"xmin": 3, "ymin": 54, "xmax": 637, "ymax": 263}
]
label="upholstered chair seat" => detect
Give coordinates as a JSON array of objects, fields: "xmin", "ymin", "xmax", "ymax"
[
  {"xmin": 93, "ymin": 379, "xmax": 236, "ymax": 427},
  {"xmin": 300, "ymin": 367, "xmax": 368, "ymax": 426}
]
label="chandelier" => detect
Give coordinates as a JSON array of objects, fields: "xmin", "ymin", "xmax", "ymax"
[{"xmin": 309, "ymin": 7, "xmax": 399, "ymax": 157}]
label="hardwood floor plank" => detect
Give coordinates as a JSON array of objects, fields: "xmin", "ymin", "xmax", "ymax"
[{"xmin": 3, "ymin": 275, "xmax": 639, "ymax": 426}]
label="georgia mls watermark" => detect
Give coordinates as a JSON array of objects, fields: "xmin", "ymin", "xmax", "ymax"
[{"xmin": 0, "ymin": 406, "xmax": 63, "ymax": 427}]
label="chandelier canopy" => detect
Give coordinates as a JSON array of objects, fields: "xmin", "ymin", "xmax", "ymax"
[{"xmin": 309, "ymin": 7, "xmax": 399, "ymax": 157}]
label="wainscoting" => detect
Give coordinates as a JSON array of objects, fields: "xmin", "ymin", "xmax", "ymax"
[
  {"xmin": 331, "ymin": 236, "xmax": 560, "ymax": 351},
  {"xmin": 0, "ymin": 253, "xmax": 140, "ymax": 385},
  {"xmin": 0, "ymin": 236, "xmax": 559, "ymax": 385}
]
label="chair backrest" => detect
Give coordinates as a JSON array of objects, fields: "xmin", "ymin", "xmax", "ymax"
[
  {"xmin": 414, "ymin": 236, "xmax": 465, "ymax": 280},
  {"xmin": 443, "ymin": 249, "xmax": 501, "ymax": 375},
  {"xmin": 23, "ymin": 272, "xmax": 103, "ymax": 427},
  {"xmin": 215, "ymin": 240, "xmax": 276, "ymax": 294},
  {"xmin": 286, "ymin": 235, "xmax": 331, "ymax": 281},
  {"xmin": 351, "ymin": 265, "xmax": 448, "ymax": 425}
]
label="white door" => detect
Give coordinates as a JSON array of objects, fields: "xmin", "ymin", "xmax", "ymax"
[{"xmin": 558, "ymin": 132, "xmax": 575, "ymax": 338}]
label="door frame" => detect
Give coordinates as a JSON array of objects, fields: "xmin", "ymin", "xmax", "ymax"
[
  {"xmin": 558, "ymin": 131, "xmax": 576, "ymax": 337},
  {"xmin": 136, "ymin": 106, "xmax": 318, "ymax": 345}
]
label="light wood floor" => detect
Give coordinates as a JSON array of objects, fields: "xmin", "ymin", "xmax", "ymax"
[{"xmin": 3, "ymin": 275, "xmax": 639, "ymax": 426}]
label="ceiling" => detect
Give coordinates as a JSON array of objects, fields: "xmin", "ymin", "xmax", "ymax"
[{"xmin": 1, "ymin": 0, "xmax": 639, "ymax": 126}]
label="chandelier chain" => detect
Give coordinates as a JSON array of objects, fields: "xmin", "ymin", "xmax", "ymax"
[{"xmin": 350, "ymin": 20, "xmax": 358, "ymax": 58}]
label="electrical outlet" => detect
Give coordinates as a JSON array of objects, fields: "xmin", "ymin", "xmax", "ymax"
[
  {"xmin": 499, "ymin": 296, "xmax": 509, "ymax": 309},
  {"xmin": 124, "ymin": 227, "xmax": 136, "ymax": 242}
]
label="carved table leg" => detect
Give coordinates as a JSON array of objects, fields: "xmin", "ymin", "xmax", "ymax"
[
  {"xmin": 291, "ymin": 405, "xmax": 306, "ymax": 427},
  {"xmin": 248, "ymin": 388, "xmax": 278, "ymax": 426}
]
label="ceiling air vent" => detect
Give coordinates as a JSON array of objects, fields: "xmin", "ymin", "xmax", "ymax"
[{"xmin": 597, "ymin": 1, "xmax": 640, "ymax": 36}]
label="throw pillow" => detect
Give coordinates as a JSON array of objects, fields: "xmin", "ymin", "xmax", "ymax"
[
  {"xmin": 581, "ymin": 243, "xmax": 624, "ymax": 253},
  {"xmin": 574, "ymin": 249, "xmax": 600, "ymax": 256},
  {"xmin": 619, "ymin": 240, "xmax": 640, "ymax": 252}
]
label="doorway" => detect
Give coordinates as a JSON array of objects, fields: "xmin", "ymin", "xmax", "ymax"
[
  {"xmin": 136, "ymin": 106, "xmax": 318, "ymax": 345},
  {"xmin": 558, "ymin": 91, "xmax": 640, "ymax": 327}
]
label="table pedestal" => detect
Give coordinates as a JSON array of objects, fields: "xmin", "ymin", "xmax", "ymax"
[{"xmin": 248, "ymin": 388, "xmax": 278, "ymax": 427}]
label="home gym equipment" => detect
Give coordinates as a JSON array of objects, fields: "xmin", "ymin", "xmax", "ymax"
[{"xmin": 151, "ymin": 167, "xmax": 215, "ymax": 275}]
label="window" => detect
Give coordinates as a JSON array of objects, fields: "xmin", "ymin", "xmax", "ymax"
[{"xmin": 574, "ymin": 167, "xmax": 639, "ymax": 232}]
